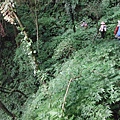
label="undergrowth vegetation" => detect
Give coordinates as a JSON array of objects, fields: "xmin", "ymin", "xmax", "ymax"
[
  {"xmin": 21, "ymin": 36, "xmax": 120, "ymax": 120},
  {"xmin": 1, "ymin": 0, "xmax": 120, "ymax": 120}
]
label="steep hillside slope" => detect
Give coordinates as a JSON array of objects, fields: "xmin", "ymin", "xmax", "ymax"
[{"xmin": 21, "ymin": 33, "xmax": 120, "ymax": 120}]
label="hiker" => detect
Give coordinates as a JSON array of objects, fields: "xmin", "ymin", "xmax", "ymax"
[
  {"xmin": 99, "ymin": 21, "xmax": 106, "ymax": 39},
  {"xmin": 114, "ymin": 20, "xmax": 120, "ymax": 39},
  {"xmin": 81, "ymin": 21, "xmax": 88, "ymax": 28}
]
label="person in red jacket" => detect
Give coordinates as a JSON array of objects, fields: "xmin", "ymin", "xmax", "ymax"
[
  {"xmin": 114, "ymin": 20, "xmax": 120, "ymax": 39},
  {"xmin": 114, "ymin": 26, "xmax": 119, "ymax": 35}
]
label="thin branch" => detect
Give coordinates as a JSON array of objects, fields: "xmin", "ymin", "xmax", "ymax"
[
  {"xmin": 0, "ymin": 100, "xmax": 16, "ymax": 120},
  {"xmin": 12, "ymin": 12, "xmax": 28, "ymax": 38},
  {"xmin": 62, "ymin": 76, "xmax": 81, "ymax": 111},
  {"xmin": 34, "ymin": 0, "xmax": 39, "ymax": 53},
  {"xmin": 62, "ymin": 78, "xmax": 72, "ymax": 111},
  {"xmin": 10, "ymin": 90, "xmax": 28, "ymax": 98},
  {"xmin": 0, "ymin": 86, "xmax": 28, "ymax": 98}
]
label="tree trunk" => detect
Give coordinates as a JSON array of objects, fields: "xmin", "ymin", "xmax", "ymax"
[
  {"xmin": 69, "ymin": 3, "xmax": 76, "ymax": 32},
  {"xmin": 35, "ymin": 0, "xmax": 39, "ymax": 53}
]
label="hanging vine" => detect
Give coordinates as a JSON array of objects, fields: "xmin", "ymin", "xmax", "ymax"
[{"xmin": 0, "ymin": 0, "xmax": 38, "ymax": 75}]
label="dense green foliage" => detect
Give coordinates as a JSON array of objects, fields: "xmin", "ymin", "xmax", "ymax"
[{"xmin": 1, "ymin": 0, "xmax": 120, "ymax": 120}]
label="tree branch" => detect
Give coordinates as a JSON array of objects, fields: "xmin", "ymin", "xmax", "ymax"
[
  {"xmin": 0, "ymin": 100, "xmax": 16, "ymax": 120},
  {"xmin": 0, "ymin": 86, "xmax": 28, "ymax": 98},
  {"xmin": 62, "ymin": 76, "xmax": 81, "ymax": 112}
]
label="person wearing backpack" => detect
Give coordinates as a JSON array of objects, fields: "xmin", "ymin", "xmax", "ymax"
[
  {"xmin": 99, "ymin": 21, "xmax": 106, "ymax": 39},
  {"xmin": 114, "ymin": 20, "xmax": 120, "ymax": 39}
]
